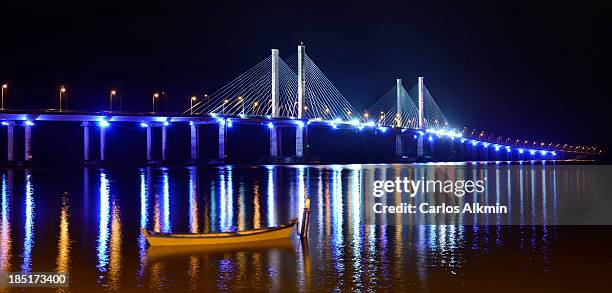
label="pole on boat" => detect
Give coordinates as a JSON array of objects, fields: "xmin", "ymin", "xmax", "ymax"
[{"xmin": 299, "ymin": 195, "xmax": 311, "ymax": 238}]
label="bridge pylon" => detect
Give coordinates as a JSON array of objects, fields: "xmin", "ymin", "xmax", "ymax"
[
  {"xmin": 417, "ymin": 77, "xmax": 425, "ymax": 159},
  {"xmin": 271, "ymin": 49, "xmax": 279, "ymax": 118},
  {"xmin": 297, "ymin": 43, "xmax": 305, "ymax": 119},
  {"xmin": 395, "ymin": 78, "xmax": 404, "ymax": 158}
]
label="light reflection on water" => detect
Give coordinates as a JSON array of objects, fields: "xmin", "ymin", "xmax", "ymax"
[
  {"xmin": 21, "ymin": 170, "xmax": 34, "ymax": 273},
  {"xmin": 56, "ymin": 193, "xmax": 70, "ymax": 274},
  {"xmin": 0, "ymin": 164, "xmax": 609, "ymax": 291},
  {"xmin": 0, "ymin": 172, "xmax": 11, "ymax": 275},
  {"xmin": 96, "ymin": 172, "xmax": 110, "ymax": 273}
]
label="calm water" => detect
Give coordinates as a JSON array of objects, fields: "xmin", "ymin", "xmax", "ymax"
[{"xmin": 0, "ymin": 164, "xmax": 610, "ymax": 292}]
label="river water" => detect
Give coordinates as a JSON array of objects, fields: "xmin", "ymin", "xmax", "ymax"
[{"xmin": 0, "ymin": 164, "xmax": 610, "ymax": 292}]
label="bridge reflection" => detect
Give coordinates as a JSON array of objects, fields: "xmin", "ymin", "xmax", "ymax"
[{"xmin": 0, "ymin": 164, "xmax": 608, "ymax": 290}]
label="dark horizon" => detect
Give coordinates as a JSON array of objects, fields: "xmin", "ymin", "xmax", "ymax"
[{"xmin": 0, "ymin": 1, "xmax": 608, "ymax": 155}]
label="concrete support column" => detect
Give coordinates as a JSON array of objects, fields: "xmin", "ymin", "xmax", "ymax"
[
  {"xmin": 218, "ymin": 120, "xmax": 226, "ymax": 161},
  {"xmin": 277, "ymin": 128, "xmax": 283, "ymax": 155},
  {"xmin": 24, "ymin": 122, "xmax": 32, "ymax": 162},
  {"xmin": 395, "ymin": 134, "xmax": 403, "ymax": 158},
  {"xmin": 146, "ymin": 125, "xmax": 152, "ymax": 161},
  {"xmin": 270, "ymin": 126, "xmax": 278, "ymax": 157},
  {"xmin": 417, "ymin": 135, "xmax": 424, "ymax": 158},
  {"xmin": 190, "ymin": 123, "xmax": 199, "ymax": 161},
  {"xmin": 100, "ymin": 126, "xmax": 106, "ymax": 161},
  {"xmin": 162, "ymin": 124, "xmax": 167, "ymax": 161},
  {"xmin": 6, "ymin": 121, "xmax": 14, "ymax": 162},
  {"xmin": 296, "ymin": 125, "xmax": 304, "ymax": 158},
  {"xmin": 81, "ymin": 122, "xmax": 90, "ymax": 161}
]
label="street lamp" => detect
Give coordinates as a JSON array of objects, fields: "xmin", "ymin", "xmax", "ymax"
[
  {"xmin": 152, "ymin": 92, "xmax": 159, "ymax": 113},
  {"xmin": 223, "ymin": 99, "xmax": 228, "ymax": 114},
  {"xmin": 190, "ymin": 96, "xmax": 197, "ymax": 115},
  {"xmin": 201, "ymin": 93, "xmax": 208, "ymax": 113},
  {"xmin": 109, "ymin": 90, "xmax": 117, "ymax": 112},
  {"xmin": 59, "ymin": 86, "xmax": 67, "ymax": 112},
  {"xmin": 1, "ymin": 83, "xmax": 7, "ymax": 110}
]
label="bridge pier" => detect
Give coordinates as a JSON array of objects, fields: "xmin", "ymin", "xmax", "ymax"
[
  {"xmin": 428, "ymin": 136, "xmax": 435, "ymax": 159},
  {"xmin": 162, "ymin": 123, "xmax": 167, "ymax": 161},
  {"xmin": 143, "ymin": 122, "xmax": 168, "ymax": 164},
  {"xmin": 218, "ymin": 120, "xmax": 226, "ymax": 162},
  {"xmin": 146, "ymin": 125, "xmax": 153, "ymax": 162},
  {"xmin": 395, "ymin": 134, "xmax": 404, "ymax": 159},
  {"xmin": 270, "ymin": 125, "xmax": 279, "ymax": 158},
  {"xmin": 24, "ymin": 122, "xmax": 32, "ymax": 162},
  {"xmin": 81, "ymin": 122, "xmax": 92, "ymax": 164},
  {"xmin": 295, "ymin": 124, "xmax": 304, "ymax": 158},
  {"xmin": 416, "ymin": 135, "xmax": 424, "ymax": 159},
  {"xmin": 100, "ymin": 124, "xmax": 106, "ymax": 161},
  {"xmin": 189, "ymin": 122, "xmax": 199, "ymax": 163},
  {"xmin": 6, "ymin": 121, "xmax": 14, "ymax": 162}
]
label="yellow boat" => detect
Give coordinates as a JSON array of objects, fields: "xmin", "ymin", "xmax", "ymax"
[
  {"xmin": 141, "ymin": 218, "xmax": 297, "ymax": 247},
  {"xmin": 146, "ymin": 239, "xmax": 294, "ymax": 259}
]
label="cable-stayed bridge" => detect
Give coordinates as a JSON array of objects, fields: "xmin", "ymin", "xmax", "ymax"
[
  {"xmin": 187, "ymin": 47, "xmax": 360, "ymax": 121},
  {"xmin": 0, "ymin": 44, "xmax": 601, "ymax": 164}
]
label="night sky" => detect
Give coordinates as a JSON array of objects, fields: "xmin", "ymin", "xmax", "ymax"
[{"xmin": 0, "ymin": 1, "xmax": 608, "ymax": 154}]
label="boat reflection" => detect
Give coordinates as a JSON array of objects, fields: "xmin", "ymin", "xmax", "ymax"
[{"xmin": 146, "ymin": 239, "xmax": 293, "ymax": 260}]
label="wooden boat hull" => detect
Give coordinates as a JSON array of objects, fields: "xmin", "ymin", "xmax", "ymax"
[
  {"xmin": 142, "ymin": 218, "xmax": 296, "ymax": 247},
  {"xmin": 146, "ymin": 239, "xmax": 294, "ymax": 259}
]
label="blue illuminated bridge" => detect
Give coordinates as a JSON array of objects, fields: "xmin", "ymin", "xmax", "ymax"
[{"xmin": 0, "ymin": 44, "xmax": 601, "ymax": 165}]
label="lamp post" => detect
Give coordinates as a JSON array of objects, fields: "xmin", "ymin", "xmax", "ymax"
[
  {"xmin": 1, "ymin": 83, "xmax": 7, "ymax": 110},
  {"xmin": 190, "ymin": 96, "xmax": 197, "ymax": 115},
  {"xmin": 109, "ymin": 90, "xmax": 117, "ymax": 112},
  {"xmin": 152, "ymin": 92, "xmax": 159, "ymax": 113},
  {"xmin": 223, "ymin": 99, "xmax": 228, "ymax": 114},
  {"xmin": 59, "ymin": 86, "xmax": 67, "ymax": 112}
]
